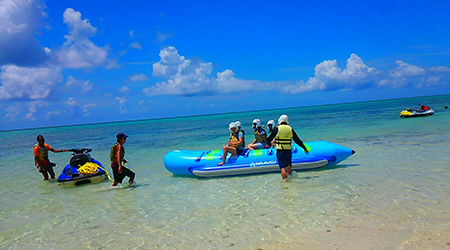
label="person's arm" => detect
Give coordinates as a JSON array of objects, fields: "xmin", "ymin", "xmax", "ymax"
[
  {"xmin": 266, "ymin": 127, "xmax": 278, "ymax": 146},
  {"xmin": 116, "ymin": 144, "xmax": 123, "ymax": 173},
  {"xmin": 47, "ymin": 144, "xmax": 67, "ymax": 153},
  {"xmin": 33, "ymin": 147, "xmax": 40, "ymax": 166},
  {"xmin": 262, "ymin": 131, "xmax": 268, "ymax": 144},
  {"xmin": 292, "ymin": 129, "xmax": 308, "ymax": 154}
]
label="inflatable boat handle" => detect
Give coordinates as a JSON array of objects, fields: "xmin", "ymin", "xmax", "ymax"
[{"xmin": 195, "ymin": 150, "xmax": 211, "ymax": 162}]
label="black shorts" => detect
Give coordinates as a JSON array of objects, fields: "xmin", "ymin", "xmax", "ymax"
[
  {"xmin": 111, "ymin": 162, "xmax": 135, "ymax": 183},
  {"xmin": 276, "ymin": 150, "xmax": 292, "ymax": 169}
]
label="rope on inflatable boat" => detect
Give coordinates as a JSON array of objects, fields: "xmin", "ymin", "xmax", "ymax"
[{"xmin": 78, "ymin": 162, "xmax": 113, "ymax": 181}]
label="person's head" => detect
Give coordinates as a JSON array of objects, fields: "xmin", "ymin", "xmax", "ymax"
[
  {"xmin": 229, "ymin": 122, "xmax": 237, "ymax": 133},
  {"xmin": 36, "ymin": 135, "xmax": 45, "ymax": 144},
  {"xmin": 116, "ymin": 132, "xmax": 128, "ymax": 143},
  {"xmin": 278, "ymin": 114, "xmax": 289, "ymax": 125},
  {"xmin": 235, "ymin": 121, "xmax": 242, "ymax": 130},
  {"xmin": 267, "ymin": 120, "xmax": 275, "ymax": 129},
  {"xmin": 252, "ymin": 119, "xmax": 261, "ymax": 129}
]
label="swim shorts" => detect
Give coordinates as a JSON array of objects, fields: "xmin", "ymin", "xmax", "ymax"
[
  {"xmin": 111, "ymin": 162, "xmax": 135, "ymax": 183},
  {"xmin": 253, "ymin": 142, "xmax": 266, "ymax": 149},
  {"xmin": 276, "ymin": 150, "xmax": 292, "ymax": 169}
]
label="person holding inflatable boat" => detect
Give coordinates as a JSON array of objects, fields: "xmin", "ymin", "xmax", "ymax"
[
  {"xmin": 266, "ymin": 115, "xmax": 309, "ymax": 181},
  {"xmin": 218, "ymin": 122, "xmax": 245, "ymax": 166}
]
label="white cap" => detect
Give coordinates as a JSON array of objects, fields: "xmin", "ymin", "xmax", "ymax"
[
  {"xmin": 267, "ymin": 120, "xmax": 275, "ymax": 126},
  {"xmin": 235, "ymin": 121, "xmax": 241, "ymax": 128},
  {"xmin": 252, "ymin": 119, "xmax": 261, "ymax": 127},
  {"xmin": 278, "ymin": 114, "xmax": 289, "ymax": 125},
  {"xmin": 229, "ymin": 122, "xmax": 237, "ymax": 131}
]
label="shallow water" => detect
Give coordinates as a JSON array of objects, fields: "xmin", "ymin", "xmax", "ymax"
[{"xmin": 1, "ymin": 95, "xmax": 450, "ymax": 249}]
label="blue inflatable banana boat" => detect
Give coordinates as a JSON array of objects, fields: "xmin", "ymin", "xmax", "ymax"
[{"xmin": 164, "ymin": 141, "xmax": 355, "ymax": 177}]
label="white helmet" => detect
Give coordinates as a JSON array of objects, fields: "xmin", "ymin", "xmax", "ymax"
[
  {"xmin": 229, "ymin": 122, "xmax": 237, "ymax": 131},
  {"xmin": 252, "ymin": 119, "xmax": 261, "ymax": 127},
  {"xmin": 278, "ymin": 114, "xmax": 289, "ymax": 125},
  {"xmin": 235, "ymin": 121, "xmax": 241, "ymax": 128},
  {"xmin": 267, "ymin": 120, "xmax": 275, "ymax": 126}
]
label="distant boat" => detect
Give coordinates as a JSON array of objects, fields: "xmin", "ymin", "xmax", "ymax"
[{"xmin": 400, "ymin": 104, "xmax": 435, "ymax": 118}]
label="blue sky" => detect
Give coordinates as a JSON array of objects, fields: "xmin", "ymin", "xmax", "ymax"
[{"xmin": 1, "ymin": 0, "xmax": 449, "ymax": 131}]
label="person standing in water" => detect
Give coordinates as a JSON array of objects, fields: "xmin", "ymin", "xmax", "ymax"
[
  {"xmin": 110, "ymin": 132, "xmax": 135, "ymax": 186},
  {"xmin": 266, "ymin": 115, "xmax": 309, "ymax": 181},
  {"xmin": 33, "ymin": 135, "xmax": 67, "ymax": 181}
]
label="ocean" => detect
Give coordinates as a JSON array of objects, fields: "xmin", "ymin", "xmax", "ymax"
[{"xmin": 1, "ymin": 95, "xmax": 450, "ymax": 249}]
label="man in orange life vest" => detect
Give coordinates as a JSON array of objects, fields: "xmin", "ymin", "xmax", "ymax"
[{"xmin": 33, "ymin": 135, "xmax": 67, "ymax": 181}]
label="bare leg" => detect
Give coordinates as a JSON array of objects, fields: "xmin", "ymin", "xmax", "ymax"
[
  {"xmin": 286, "ymin": 165, "xmax": 292, "ymax": 175},
  {"xmin": 218, "ymin": 146, "xmax": 228, "ymax": 166},
  {"xmin": 280, "ymin": 168, "xmax": 288, "ymax": 180},
  {"xmin": 41, "ymin": 171, "xmax": 49, "ymax": 181},
  {"xmin": 218, "ymin": 146, "xmax": 237, "ymax": 166},
  {"xmin": 48, "ymin": 167, "xmax": 56, "ymax": 179}
]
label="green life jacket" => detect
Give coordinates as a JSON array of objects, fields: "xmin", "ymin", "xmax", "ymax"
[{"xmin": 110, "ymin": 143, "xmax": 125, "ymax": 163}]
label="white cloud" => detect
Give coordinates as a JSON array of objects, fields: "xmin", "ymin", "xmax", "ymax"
[
  {"xmin": 282, "ymin": 78, "xmax": 326, "ymax": 94},
  {"xmin": 4, "ymin": 104, "xmax": 20, "ymax": 121},
  {"xmin": 0, "ymin": 0, "xmax": 49, "ymax": 66},
  {"xmin": 129, "ymin": 73, "xmax": 149, "ymax": 82},
  {"xmin": 46, "ymin": 110, "xmax": 61, "ymax": 119},
  {"xmin": 119, "ymin": 86, "xmax": 129, "ymax": 93},
  {"xmin": 129, "ymin": 42, "xmax": 142, "ymax": 50},
  {"xmin": 430, "ymin": 66, "xmax": 450, "ymax": 72},
  {"xmin": 143, "ymin": 47, "xmax": 449, "ymax": 97},
  {"xmin": 155, "ymin": 31, "xmax": 171, "ymax": 43},
  {"xmin": 0, "ymin": 65, "xmax": 62, "ymax": 100},
  {"xmin": 312, "ymin": 53, "xmax": 379, "ymax": 91},
  {"xmin": 216, "ymin": 69, "xmax": 277, "ymax": 93},
  {"xmin": 115, "ymin": 96, "xmax": 127, "ymax": 113},
  {"xmin": 25, "ymin": 100, "xmax": 49, "ymax": 120},
  {"xmin": 55, "ymin": 8, "xmax": 110, "ymax": 69},
  {"xmin": 82, "ymin": 103, "xmax": 96, "ymax": 116},
  {"xmin": 65, "ymin": 76, "xmax": 93, "ymax": 93},
  {"xmin": 144, "ymin": 46, "xmax": 214, "ymax": 96},
  {"xmin": 65, "ymin": 97, "xmax": 78, "ymax": 106}
]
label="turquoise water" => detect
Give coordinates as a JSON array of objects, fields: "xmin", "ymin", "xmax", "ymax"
[{"xmin": 1, "ymin": 95, "xmax": 450, "ymax": 249}]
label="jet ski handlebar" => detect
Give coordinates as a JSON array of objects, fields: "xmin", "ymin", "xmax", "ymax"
[{"xmin": 67, "ymin": 148, "xmax": 92, "ymax": 154}]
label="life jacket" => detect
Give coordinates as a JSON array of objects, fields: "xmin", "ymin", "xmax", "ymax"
[
  {"xmin": 229, "ymin": 132, "xmax": 245, "ymax": 149},
  {"xmin": 253, "ymin": 127, "xmax": 266, "ymax": 143},
  {"xmin": 34, "ymin": 144, "xmax": 50, "ymax": 166},
  {"xmin": 110, "ymin": 143, "xmax": 125, "ymax": 163},
  {"xmin": 274, "ymin": 125, "xmax": 293, "ymax": 150}
]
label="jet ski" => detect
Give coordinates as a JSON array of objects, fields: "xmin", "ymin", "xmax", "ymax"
[
  {"xmin": 57, "ymin": 148, "xmax": 107, "ymax": 186},
  {"xmin": 400, "ymin": 104, "xmax": 435, "ymax": 118}
]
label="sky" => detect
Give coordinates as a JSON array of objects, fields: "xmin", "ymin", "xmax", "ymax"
[{"xmin": 1, "ymin": 0, "xmax": 450, "ymax": 131}]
